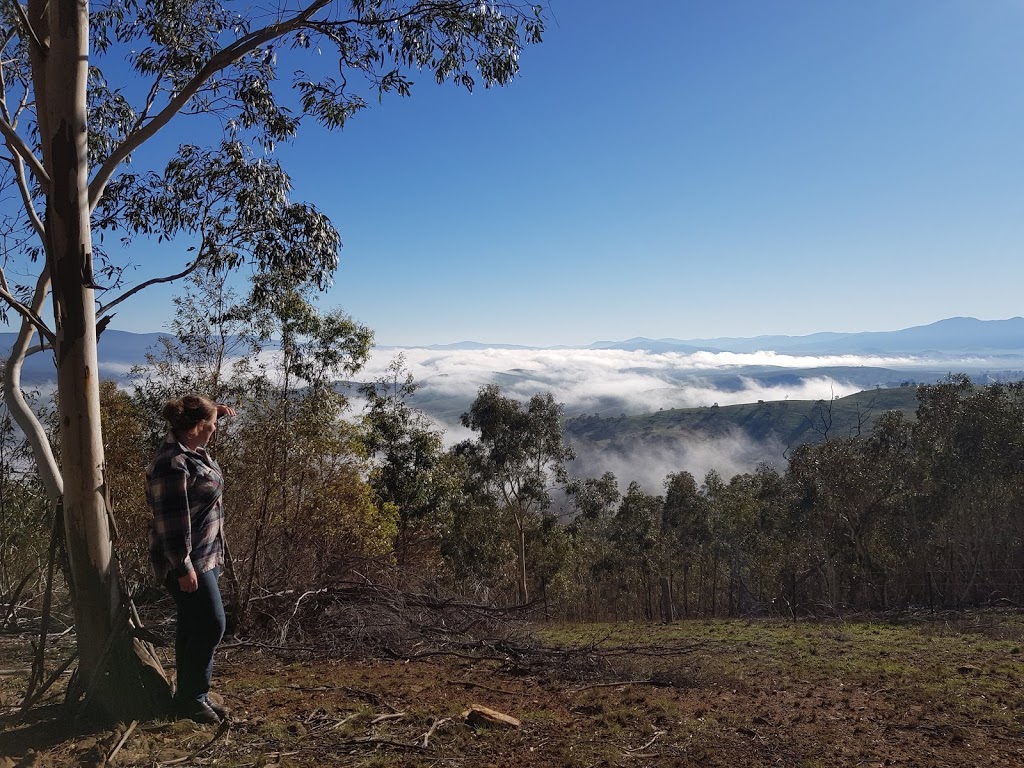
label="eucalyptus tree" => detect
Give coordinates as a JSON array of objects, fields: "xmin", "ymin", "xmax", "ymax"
[
  {"xmin": 457, "ymin": 384, "xmax": 573, "ymax": 604},
  {"xmin": 661, "ymin": 470, "xmax": 707, "ymax": 617},
  {"xmin": 607, "ymin": 481, "xmax": 663, "ymax": 620},
  {"xmin": 561, "ymin": 472, "xmax": 620, "ymax": 619},
  {"xmin": 359, "ymin": 355, "xmax": 457, "ymax": 569},
  {"xmin": 0, "ymin": 0, "xmax": 546, "ymax": 719},
  {"xmin": 912, "ymin": 378, "xmax": 1024, "ymax": 606},
  {"xmin": 785, "ymin": 418, "xmax": 913, "ymax": 611}
]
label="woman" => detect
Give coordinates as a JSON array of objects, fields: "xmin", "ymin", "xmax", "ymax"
[{"xmin": 146, "ymin": 394, "xmax": 235, "ymax": 724}]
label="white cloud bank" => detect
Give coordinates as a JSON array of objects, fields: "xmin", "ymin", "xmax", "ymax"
[
  {"xmin": 569, "ymin": 430, "xmax": 789, "ymax": 493},
  {"xmin": 360, "ymin": 346, "xmax": 926, "ymax": 418},
  {"xmin": 355, "ymin": 347, "xmax": 967, "ymax": 488}
]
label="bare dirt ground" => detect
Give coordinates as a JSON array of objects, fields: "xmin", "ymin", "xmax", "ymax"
[{"xmin": 2, "ymin": 613, "xmax": 1023, "ymax": 767}]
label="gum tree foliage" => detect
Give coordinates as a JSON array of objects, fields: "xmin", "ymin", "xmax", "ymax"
[
  {"xmin": 456, "ymin": 384, "xmax": 573, "ymax": 605},
  {"xmin": 124, "ymin": 272, "xmax": 380, "ymax": 633},
  {"xmin": 559, "ymin": 472, "xmax": 620, "ymax": 620},
  {"xmin": 0, "ymin": 0, "xmax": 546, "ymax": 720},
  {"xmin": 359, "ymin": 355, "xmax": 458, "ymax": 569}
]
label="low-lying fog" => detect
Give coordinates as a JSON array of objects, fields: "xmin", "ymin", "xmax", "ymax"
[{"xmin": 358, "ymin": 347, "xmax": 1015, "ymax": 490}]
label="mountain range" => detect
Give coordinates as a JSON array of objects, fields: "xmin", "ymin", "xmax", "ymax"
[
  {"xmin": 398, "ymin": 317, "xmax": 1024, "ymax": 356},
  {"xmin": 4, "ymin": 317, "xmax": 1019, "ymax": 374},
  {"xmin": 604, "ymin": 316, "xmax": 1024, "ymax": 355}
]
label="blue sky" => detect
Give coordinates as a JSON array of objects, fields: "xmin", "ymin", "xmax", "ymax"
[{"xmin": 106, "ymin": 0, "xmax": 1024, "ymax": 347}]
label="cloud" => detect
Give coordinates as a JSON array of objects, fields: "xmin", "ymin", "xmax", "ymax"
[
  {"xmin": 360, "ymin": 347, "xmax": 906, "ymax": 418},
  {"xmin": 98, "ymin": 362, "xmax": 138, "ymax": 377},
  {"xmin": 569, "ymin": 429, "xmax": 786, "ymax": 493},
  {"xmin": 354, "ymin": 345, "xmax": 1007, "ymax": 487}
]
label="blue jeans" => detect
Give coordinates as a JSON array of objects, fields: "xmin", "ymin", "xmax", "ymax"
[{"xmin": 166, "ymin": 566, "xmax": 225, "ymax": 703}]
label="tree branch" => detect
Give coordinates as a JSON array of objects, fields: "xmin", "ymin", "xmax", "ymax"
[
  {"xmin": 129, "ymin": 60, "xmax": 171, "ymax": 136},
  {"xmin": 89, "ymin": 0, "xmax": 333, "ymax": 211},
  {"xmin": 0, "ymin": 8, "xmax": 48, "ymax": 189},
  {"xmin": 0, "ymin": 50, "xmax": 44, "ymax": 237},
  {"xmin": 1, "ymin": 267, "xmax": 63, "ymax": 502},
  {"xmin": 7, "ymin": 0, "xmax": 46, "ymax": 55},
  {"xmin": 96, "ymin": 256, "xmax": 205, "ymax": 317},
  {"xmin": 0, "ymin": 114, "xmax": 49, "ymax": 191},
  {"xmin": 0, "ymin": 282, "xmax": 55, "ymax": 344}
]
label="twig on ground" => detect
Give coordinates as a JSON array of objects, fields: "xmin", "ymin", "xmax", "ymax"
[
  {"xmin": 253, "ymin": 684, "xmax": 348, "ymax": 694},
  {"xmin": 421, "ymin": 716, "xmax": 451, "ymax": 747},
  {"xmin": 336, "ymin": 736, "xmax": 427, "ymax": 751},
  {"xmin": 157, "ymin": 718, "xmax": 230, "ymax": 766},
  {"xmin": 571, "ymin": 679, "xmax": 657, "ymax": 694},
  {"xmin": 344, "ymin": 686, "xmax": 399, "ymax": 712},
  {"xmin": 447, "ymin": 679, "xmax": 520, "ymax": 696},
  {"xmin": 371, "ymin": 712, "xmax": 406, "ymax": 724},
  {"xmin": 627, "ymin": 730, "xmax": 665, "ymax": 753},
  {"xmin": 330, "ymin": 713, "xmax": 359, "ymax": 730},
  {"xmin": 105, "ymin": 720, "xmax": 138, "ymax": 764}
]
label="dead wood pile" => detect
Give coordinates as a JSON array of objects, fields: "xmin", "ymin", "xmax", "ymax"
[{"xmin": 248, "ymin": 578, "xmax": 537, "ymax": 653}]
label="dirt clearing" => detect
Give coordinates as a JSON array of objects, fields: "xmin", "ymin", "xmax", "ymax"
[{"xmin": 2, "ymin": 613, "xmax": 1023, "ymax": 766}]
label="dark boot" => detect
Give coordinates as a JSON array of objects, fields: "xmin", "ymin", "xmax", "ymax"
[
  {"xmin": 204, "ymin": 694, "xmax": 230, "ymax": 721},
  {"xmin": 175, "ymin": 696, "xmax": 220, "ymax": 725}
]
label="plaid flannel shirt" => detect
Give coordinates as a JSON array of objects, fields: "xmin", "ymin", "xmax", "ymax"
[{"xmin": 146, "ymin": 432, "xmax": 225, "ymax": 581}]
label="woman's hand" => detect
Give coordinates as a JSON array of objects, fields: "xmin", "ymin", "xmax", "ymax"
[
  {"xmin": 216, "ymin": 404, "xmax": 237, "ymax": 419},
  {"xmin": 178, "ymin": 571, "xmax": 199, "ymax": 593}
]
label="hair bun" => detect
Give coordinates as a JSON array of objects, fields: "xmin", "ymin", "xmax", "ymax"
[{"xmin": 162, "ymin": 394, "xmax": 216, "ymax": 432}]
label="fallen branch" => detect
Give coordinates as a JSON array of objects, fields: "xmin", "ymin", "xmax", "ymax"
[
  {"xmin": 278, "ymin": 588, "xmax": 327, "ymax": 645},
  {"xmin": 219, "ymin": 640, "xmax": 322, "ymax": 653},
  {"xmin": 20, "ymin": 649, "xmax": 78, "ymax": 715},
  {"xmin": 22, "ymin": 501, "xmax": 63, "ymax": 710},
  {"xmin": 385, "ymin": 646, "xmax": 505, "ymax": 663},
  {"xmin": 589, "ymin": 643, "xmax": 706, "ymax": 658},
  {"xmin": 1, "ymin": 567, "xmax": 38, "ymax": 629},
  {"xmin": 344, "ymin": 686, "xmax": 399, "ymax": 712}
]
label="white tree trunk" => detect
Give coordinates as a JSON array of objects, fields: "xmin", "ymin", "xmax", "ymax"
[
  {"xmin": 30, "ymin": 0, "xmax": 170, "ymax": 720},
  {"xmin": 1, "ymin": 274, "xmax": 63, "ymax": 501}
]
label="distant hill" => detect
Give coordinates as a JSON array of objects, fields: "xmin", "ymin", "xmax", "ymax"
[
  {"xmin": 564, "ymin": 387, "xmax": 921, "ymax": 464},
  {"xmin": 384, "ymin": 341, "xmax": 537, "ymax": 351},
  {"xmin": 0, "ymin": 330, "xmax": 164, "ymax": 384},
  {"xmin": 399, "ymin": 364, "xmax": 949, "ymax": 426},
  {"xmin": 593, "ymin": 317, "xmax": 1024, "ymax": 356},
  {"xmin": 588, "ymin": 337, "xmax": 717, "ymax": 354}
]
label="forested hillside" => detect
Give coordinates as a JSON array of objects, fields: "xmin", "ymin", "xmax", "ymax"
[
  {"xmin": 4, "ymin": 332, "xmax": 1022, "ymax": 631},
  {"xmin": 566, "ymin": 386, "xmax": 920, "ymax": 447}
]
